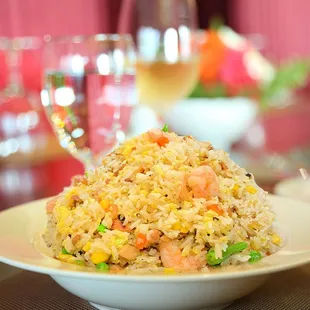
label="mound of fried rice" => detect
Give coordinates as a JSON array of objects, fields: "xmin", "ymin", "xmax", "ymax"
[{"xmin": 42, "ymin": 129, "xmax": 282, "ymax": 274}]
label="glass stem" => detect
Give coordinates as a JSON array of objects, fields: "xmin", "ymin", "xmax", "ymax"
[
  {"xmin": 112, "ymin": 73, "xmax": 125, "ymax": 146},
  {"xmin": 83, "ymin": 154, "xmax": 98, "ymax": 172}
]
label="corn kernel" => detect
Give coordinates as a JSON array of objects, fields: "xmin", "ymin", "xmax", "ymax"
[
  {"xmin": 123, "ymin": 145, "xmax": 132, "ymax": 156},
  {"xmin": 57, "ymin": 254, "xmax": 84, "ymax": 265},
  {"xmin": 192, "ymin": 247, "xmax": 201, "ymax": 255},
  {"xmin": 232, "ymin": 184, "xmax": 240, "ymax": 197},
  {"xmin": 271, "ymin": 234, "xmax": 281, "ymax": 245},
  {"xmin": 172, "ymin": 222, "xmax": 181, "ymax": 230},
  {"xmin": 246, "ymin": 185, "xmax": 257, "ymax": 194},
  {"xmin": 56, "ymin": 206, "xmax": 71, "ymax": 233},
  {"xmin": 250, "ymin": 241, "xmax": 261, "ymax": 251},
  {"xmin": 140, "ymin": 190, "xmax": 148, "ymax": 197},
  {"xmin": 100, "ymin": 200, "xmax": 110, "ymax": 210},
  {"xmin": 164, "ymin": 268, "xmax": 176, "ymax": 274},
  {"xmin": 57, "ymin": 253, "xmax": 75, "ymax": 263},
  {"xmin": 180, "ymin": 226, "xmax": 189, "ymax": 233},
  {"xmin": 141, "ymin": 151, "xmax": 148, "ymax": 156},
  {"xmin": 205, "ymin": 210, "xmax": 218, "ymax": 218},
  {"xmin": 153, "ymin": 165, "xmax": 164, "ymax": 176},
  {"xmin": 82, "ymin": 242, "xmax": 92, "ymax": 252},
  {"xmin": 91, "ymin": 252, "xmax": 110, "ymax": 264}
]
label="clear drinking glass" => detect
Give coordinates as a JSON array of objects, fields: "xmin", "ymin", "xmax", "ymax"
[
  {"xmin": 41, "ymin": 34, "xmax": 136, "ymax": 170},
  {"xmin": 136, "ymin": 0, "xmax": 199, "ymax": 114}
]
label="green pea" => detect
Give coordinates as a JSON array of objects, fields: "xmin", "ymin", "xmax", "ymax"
[
  {"xmin": 62, "ymin": 247, "xmax": 70, "ymax": 255},
  {"xmin": 97, "ymin": 224, "xmax": 107, "ymax": 233},
  {"xmin": 96, "ymin": 262, "xmax": 109, "ymax": 272},
  {"xmin": 248, "ymin": 250, "xmax": 262, "ymax": 263},
  {"xmin": 207, "ymin": 242, "xmax": 248, "ymax": 266}
]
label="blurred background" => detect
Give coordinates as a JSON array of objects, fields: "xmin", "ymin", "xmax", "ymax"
[{"xmin": 1, "ymin": 0, "xmax": 310, "ymax": 209}]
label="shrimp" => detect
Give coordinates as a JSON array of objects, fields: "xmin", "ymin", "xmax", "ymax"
[
  {"xmin": 147, "ymin": 229, "xmax": 160, "ymax": 243},
  {"xmin": 179, "ymin": 174, "xmax": 190, "ymax": 201},
  {"xmin": 159, "ymin": 240, "xmax": 203, "ymax": 271},
  {"xmin": 46, "ymin": 197, "xmax": 58, "ymax": 214},
  {"xmin": 148, "ymin": 129, "xmax": 169, "ymax": 147},
  {"xmin": 111, "ymin": 219, "xmax": 131, "ymax": 232},
  {"xmin": 186, "ymin": 166, "xmax": 219, "ymax": 199}
]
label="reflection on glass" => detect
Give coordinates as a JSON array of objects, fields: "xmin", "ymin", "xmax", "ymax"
[{"xmin": 42, "ymin": 34, "xmax": 136, "ymax": 170}]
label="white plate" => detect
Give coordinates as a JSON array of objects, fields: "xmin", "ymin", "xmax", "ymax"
[
  {"xmin": 274, "ymin": 177, "xmax": 310, "ymax": 203},
  {"xmin": 0, "ymin": 195, "xmax": 310, "ymax": 310}
]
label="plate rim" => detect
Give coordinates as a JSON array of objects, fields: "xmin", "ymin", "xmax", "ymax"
[{"xmin": 1, "ymin": 195, "xmax": 310, "ymax": 283}]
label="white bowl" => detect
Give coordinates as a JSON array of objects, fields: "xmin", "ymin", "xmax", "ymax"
[
  {"xmin": 164, "ymin": 97, "xmax": 258, "ymax": 151},
  {"xmin": 1, "ymin": 195, "xmax": 310, "ymax": 310},
  {"xmin": 274, "ymin": 177, "xmax": 310, "ymax": 203}
]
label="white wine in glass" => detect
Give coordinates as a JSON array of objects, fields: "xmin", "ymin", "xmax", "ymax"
[{"xmin": 136, "ymin": 0, "xmax": 199, "ymax": 113}]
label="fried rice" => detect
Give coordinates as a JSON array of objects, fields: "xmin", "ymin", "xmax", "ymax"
[{"xmin": 42, "ymin": 128, "xmax": 283, "ymax": 274}]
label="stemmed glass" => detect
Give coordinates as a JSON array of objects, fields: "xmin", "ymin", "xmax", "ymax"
[
  {"xmin": 41, "ymin": 34, "xmax": 136, "ymax": 170},
  {"xmin": 135, "ymin": 0, "xmax": 200, "ymax": 114}
]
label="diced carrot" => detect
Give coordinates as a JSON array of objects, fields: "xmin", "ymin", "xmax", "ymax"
[
  {"xmin": 156, "ymin": 136, "xmax": 169, "ymax": 147},
  {"xmin": 135, "ymin": 233, "xmax": 148, "ymax": 249},
  {"xmin": 111, "ymin": 219, "xmax": 131, "ymax": 232},
  {"xmin": 207, "ymin": 204, "xmax": 224, "ymax": 216}
]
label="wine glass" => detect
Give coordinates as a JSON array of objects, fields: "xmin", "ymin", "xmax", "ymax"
[
  {"xmin": 135, "ymin": 0, "xmax": 199, "ymax": 114},
  {"xmin": 41, "ymin": 34, "xmax": 136, "ymax": 170}
]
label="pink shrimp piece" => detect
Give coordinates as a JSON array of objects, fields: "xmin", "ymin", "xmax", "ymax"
[
  {"xmin": 159, "ymin": 240, "xmax": 203, "ymax": 271},
  {"xmin": 147, "ymin": 229, "xmax": 160, "ymax": 243},
  {"xmin": 187, "ymin": 166, "xmax": 219, "ymax": 199},
  {"xmin": 111, "ymin": 219, "xmax": 131, "ymax": 232},
  {"xmin": 148, "ymin": 129, "xmax": 169, "ymax": 147},
  {"xmin": 46, "ymin": 197, "xmax": 58, "ymax": 214},
  {"xmin": 179, "ymin": 175, "xmax": 190, "ymax": 201}
]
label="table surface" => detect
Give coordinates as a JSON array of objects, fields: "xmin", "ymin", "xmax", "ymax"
[{"xmin": 1, "ymin": 263, "xmax": 310, "ymax": 310}]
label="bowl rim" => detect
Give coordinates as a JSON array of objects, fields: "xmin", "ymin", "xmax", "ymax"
[
  {"xmin": 274, "ymin": 177, "xmax": 310, "ymax": 193},
  {"xmin": 1, "ymin": 195, "xmax": 310, "ymax": 282}
]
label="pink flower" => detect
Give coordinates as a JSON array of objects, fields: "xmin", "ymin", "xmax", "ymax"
[{"xmin": 219, "ymin": 48, "xmax": 257, "ymax": 96}]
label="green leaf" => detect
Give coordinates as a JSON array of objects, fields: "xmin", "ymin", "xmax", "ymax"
[
  {"xmin": 248, "ymin": 250, "xmax": 262, "ymax": 263},
  {"xmin": 209, "ymin": 15, "xmax": 225, "ymax": 30},
  {"xmin": 261, "ymin": 59, "xmax": 310, "ymax": 110},
  {"xmin": 61, "ymin": 247, "xmax": 70, "ymax": 255},
  {"xmin": 188, "ymin": 82, "xmax": 227, "ymax": 98},
  {"xmin": 96, "ymin": 262, "xmax": 109, "ymax": 272},
  {"xmin": 97, "ymin": 224, "xmax": 107, "ymax": 233},
  {"xmin": 162, "ymin": 124, "xmax": 169, "ymax": 132},
  {"xmin": 207, "ymin": 242, "xmax": 248, "ymax": 266}
]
